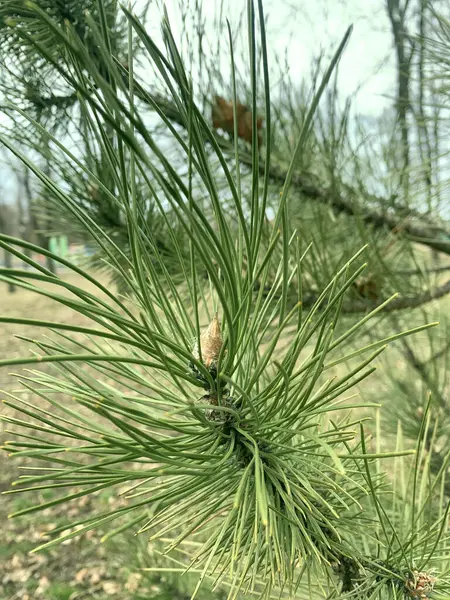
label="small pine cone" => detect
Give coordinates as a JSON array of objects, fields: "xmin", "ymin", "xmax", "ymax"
[
  {"xmin": 193, "ymin": 314, "xmax": 223, "ymax": 369},
  {"xmin": 405, "ymin": 570, "xmax": 436, "ymax": 599}
]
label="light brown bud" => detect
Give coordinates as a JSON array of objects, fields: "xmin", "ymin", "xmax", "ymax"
[{"xmin": 193, "ymin": 314, "xmax": 223, "ymax": 368}]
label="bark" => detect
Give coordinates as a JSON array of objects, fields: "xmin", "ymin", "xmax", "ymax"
[
  {"xmin": 386, "ymin": 0, "xmax": 414, "ymax": 197},
  {"xmin": 416, "ymin": 0, "xmax": 433, "ymax": 210}
]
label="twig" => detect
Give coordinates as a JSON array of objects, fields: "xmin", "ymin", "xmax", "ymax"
[
  {"xmin": 396, "ymin": 265, "xmax": 450, "ymax": 276},
  {"xmin": 133, "ymin": 86, "xmax": 450, "ymax": 258},
  {"xmin": 298, "ymin": 278, "xmax": 450, "ymax": 313},
  {"xmin": 399, "ymin": 339, "xmax": 446, "ymax": 409}
]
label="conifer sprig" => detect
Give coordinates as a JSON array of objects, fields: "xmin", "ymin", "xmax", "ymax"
[{"xmin": 0, "ymin": 1, "xmax": 447, "ymax": 598}]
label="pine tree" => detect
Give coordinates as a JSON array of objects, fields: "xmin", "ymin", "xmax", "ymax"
[{"xmin": 0, "ymin": 1, "xmax": 450, "ymax": 598}]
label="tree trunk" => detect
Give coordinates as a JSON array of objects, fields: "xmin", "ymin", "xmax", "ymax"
[
  {"xmin": 40, "ymin": 140, "xmax": 56, "ymax": 275},
  {"xmin": 387, "ymin": 0, "xmax": 414, "ymax": 198},
  {"xmin": 416, "ymin": 0, "xmax": 433, "ymax": 211}
]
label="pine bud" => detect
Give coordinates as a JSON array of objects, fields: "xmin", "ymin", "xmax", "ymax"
[{"xmin": 193, "ymin": 314, "xmax": 223, "ymax": 369}]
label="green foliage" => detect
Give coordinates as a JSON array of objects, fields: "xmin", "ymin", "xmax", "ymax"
[
  {"xmin": 0, "ymin": 1, "xmax": 449, "ymax": 599},
  {"xmin": 0, "ymin": 0, "xmax": 130, "ymax": 126}
]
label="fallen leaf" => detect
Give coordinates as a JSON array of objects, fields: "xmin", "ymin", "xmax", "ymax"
[
  {"xmin": 89, "ymin": 566, "xmax": 106, "ymax": 584},
  {"xmin": 36, "ymin": 575, "xmax": 50, "ymax": 595},
  {"xmin": 125, "ymin": 572, "xmax": 142, "ymax": 593},
  {"xmin": 75, "ymin": 568, "xmax": 89, "ymax": 583},
  {"xmin": 102, "ymin": 580, "xmax": 120, "ymax": 595},
  {"xmin": 3, "ymin": 567, "xmax": 31, "ymax": 583}
]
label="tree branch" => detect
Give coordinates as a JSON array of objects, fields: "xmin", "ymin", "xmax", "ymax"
[
  {"xmin": 397, "ymin": 265, "xmax": 450, "ymax": 276},
  {"xmin": 350, "ymin": 277, "xmax": 450, "ymax": 312},
  {"xmin": 131, "ymin": 83, "xmax": 450, "ymax": 258},
  {"xmin": 299, "ymin": 277, "xmax": 450, "ymax": 313}
]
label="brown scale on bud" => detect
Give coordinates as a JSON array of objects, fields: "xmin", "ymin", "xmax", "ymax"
[
  {"xmin": 405, "ymin": 570, "xmax": 436, "ymax": 599},
  {"xmin": 193, "ymin": 314, "xmax": 223, "ymax": 369}
]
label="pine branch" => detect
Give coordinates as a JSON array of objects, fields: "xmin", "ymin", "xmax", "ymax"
[
  {"xmin": 132, "ymin": 85, "xmax": 450, "ymax": 258},
  {"xmin": 24, "ymin": 90, "xmax": 78, "ymax": 111},
  {"xmin": 392, "ymin": 324, "xmax": 450, "ymax": 498},
  {"xmin": 268, "ymin": 277, "xmax": 450, "ymax": 314},
  {"xmin": 397, "ymin": 264, "xmax": 450, "ymax": 276},
  {"xmin": 349, "ymin": 277, "xmax": 450, "ymax": 313},
  {"xmin": 1, "ymin": 3, "xmax": 450, "ymax": 597},
  {"xmin": 399, "ymin": 338, "xmax": 446, "ymax": 409}
]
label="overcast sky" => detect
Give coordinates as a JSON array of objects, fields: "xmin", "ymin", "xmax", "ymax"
[{"xmin": 146, "ymin": 0, "xmax": 397, "ymax": 116}]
